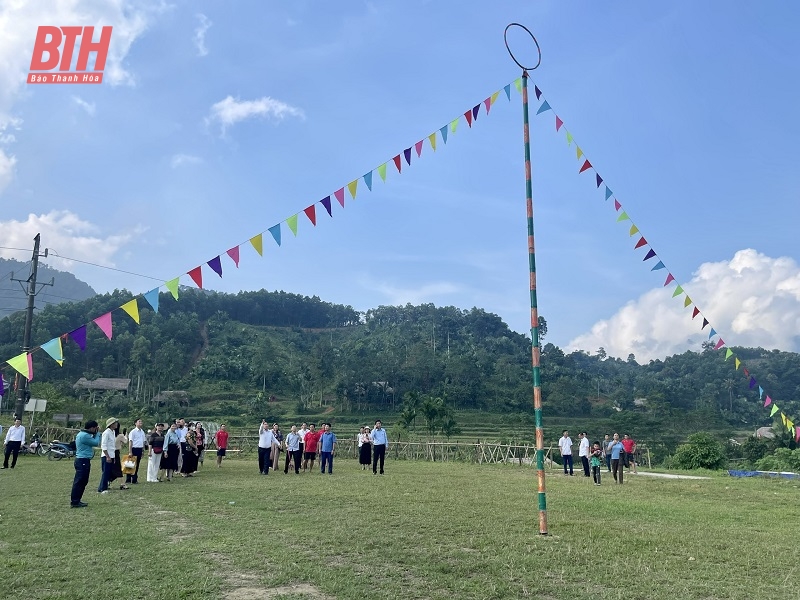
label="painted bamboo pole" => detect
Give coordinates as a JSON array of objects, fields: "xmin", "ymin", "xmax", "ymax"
[{"xmin": 505, "ymin": 23, "xmax": 547, "ymax": 534}]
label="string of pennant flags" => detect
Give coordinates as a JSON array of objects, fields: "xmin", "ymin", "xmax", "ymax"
[
  {"xmin": 0, "ymin": 77, "xmax": 526, "ymax": 396},
  {"xmin": 527, "ymin": 78, "xmax": 800, "ymax": 442}
]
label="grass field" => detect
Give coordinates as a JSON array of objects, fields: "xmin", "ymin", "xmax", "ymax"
[{"xmin": 2, "ymin": 454, "xmax": 799, "ymax": 599}]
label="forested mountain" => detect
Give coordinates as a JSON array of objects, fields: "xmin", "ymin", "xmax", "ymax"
[
  {"xmin": 0, "ymin": 287, "xmax": 797, "ymax": 433},
  {"xmin": 0, "ymin": 258, "xmax": 97, "ymax": 319}
]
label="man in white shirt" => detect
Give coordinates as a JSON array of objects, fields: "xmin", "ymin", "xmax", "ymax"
[
  {"xmin": 3, "ymin": 417, "xmax": 26, "ymax": 469},
  {"xmin": 175, "ymin": 418, "xmax": 188, "ymax": 470},
  {"xmin": 371, "ymin": 420, "xmax": 389, "ymax": 475},
  {"xmin": 126, "ymin": 418, "xmax": 146, "ymax": 484},
  {"xmin": 578, "ymin": 431, "xmax": 591, "ymax": 478},
  {"xmin": 297, "ymin": 422, "xmax": 308, "ymax": 457},
  {"xmin": 98, "ymin": 417, "xmax": 119, "ymax": 493},
  {"xmin": 558, "ymin": 430, "xmax": 573, "ymax": 476},
  {"xmin": 258, "ymin": 420, "xmax": 280, "ymax": 475}
]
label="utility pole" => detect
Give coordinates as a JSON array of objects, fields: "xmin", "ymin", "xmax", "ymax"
[{"xmin": 11, "ymin": 233, "xmax": 52, "ymax": 419}]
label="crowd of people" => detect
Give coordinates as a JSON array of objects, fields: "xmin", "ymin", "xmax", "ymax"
[
  {"xmin": 67, "ymin": 417, "xmax": 389, "ymax": 508},
  {"xmin": 557, "ymin": 430, "xmax": 638, "ymax": 485}
]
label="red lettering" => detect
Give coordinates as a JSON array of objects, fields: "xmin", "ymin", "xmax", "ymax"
[
  {"xmin": 58, "ymin": 26, "xmax": 82, "ymax": 71},
  {"xmin": 76, "ymin": 26, "xmax": 113, "ymax": 71},
  {"xmin": 30, "ymin": 26, "xmax": 62, "ymax": 70}
]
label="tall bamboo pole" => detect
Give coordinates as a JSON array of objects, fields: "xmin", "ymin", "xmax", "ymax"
[{"xmin": 521, "ymin": 70, "xmax": 548, "ymax": 535}]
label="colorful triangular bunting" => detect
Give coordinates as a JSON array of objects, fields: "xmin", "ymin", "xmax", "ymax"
[
  {"xmin": 321, "ymin": 196, "xmax": 333, "ymax": 217},
  {"xmin": 188, "ymin": 267, "xmax": 203, "ymax": 289},
  {"xmin": 304, "ymin": 205, "xmax": 317, "ymax": 226},
  {"xmin": 269, "ymin": 224, "xmax": 282, "ymax": 246},
  {"xmin": 93, "ymin": 312, "xmax": 113, "ymax": 340},
  {"xmin": 165, "ymin": 278, "xmax": 179, "ymax": 300},
  {"xmin": 208, "ymin": 256, "xmax": 223, "ymax": 278},
  {"xmin": 249, "ymin": 234, "xmax": 263, "ymax": 256},
  {"xmin": 286, "ymin": 214, "xmax": 298, "ymax": 236},
  {"xmin": 144, "ymin": 288, "xmax": 160, "ymax": 312},
  {"xmin": 121, "ymin": 299, "xmax": 140, "ymax": 324},
  {"xmin": 41, "ymin": 338, "xmax": 64, "ymax": 366}
]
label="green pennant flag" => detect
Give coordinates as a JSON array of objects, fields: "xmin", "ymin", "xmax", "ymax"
[
  {"xmin": 514, "ymin": 77, "xmax": 522, "ymax": 93},
  {"xmin": 770, "ymin": 404, "xmax": 779, "ymax": 417},
  {"xmin": 683, "ymin": 296, "xmax": 692, "ymax": 307},
  {"xmin": 286, "ymin": 214, "xmax": 298, "ymax": 236},
  {"xmin": 566, "ymin": 131, "xmax": 573, "ymax": 145},
  {"xmin": 725, "ymin": 348, "xmax": 733, "ymax": 360},
  {"xmin": 165, "ymin": 278, "xmax": 179, "ymax": 300},
  {"xmin": 616, "ymin": 211, "xmax": 630, "ymax": 222},
  {"xmin": 377, "ymin": 163, "xmax": 387, "ymax": 182},
  {"xmin": 450, "ymin": 118, "xmax": 459, "ymax": 133},
  {"xmin": 672, "ymin": 285, "xmax": 684, "ymax": 298}
]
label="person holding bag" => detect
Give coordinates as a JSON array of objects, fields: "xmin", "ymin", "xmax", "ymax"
[{"xmin": 147, "ymin": 423, "xmax": 165, "ymax": 483}]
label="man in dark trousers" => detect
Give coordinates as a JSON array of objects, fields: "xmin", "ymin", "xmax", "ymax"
[
  {"xmin": 371, "ymin": 420, "xmax": 389, "ymax": 475},
  {"xmin": 70, "ymin": 420, "xmax": 101, "ymax": 508},
  {"xmin": 2, "ymin": 417, "xmax": 26, "ymax": 469}
]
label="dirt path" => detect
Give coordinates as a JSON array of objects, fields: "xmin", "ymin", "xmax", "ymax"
[{"xmin": 634, "ymin": 471, "xmax": 711, "ymax": 480}]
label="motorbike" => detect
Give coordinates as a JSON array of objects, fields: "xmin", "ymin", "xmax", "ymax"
[
  {"xmin": 45, "ymin": 440, "xmax": 77, "ymax": 461},
  {"xmin": 20, "ymin": 433, "xmax": 45, "ymax": 456}
]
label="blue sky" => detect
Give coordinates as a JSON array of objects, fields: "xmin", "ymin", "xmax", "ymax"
[{"xmin": 1, "ymin": 1, "xmax": 800, "ymax": 362}]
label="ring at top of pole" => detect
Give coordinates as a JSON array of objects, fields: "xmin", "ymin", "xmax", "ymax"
[{"xmin": 504, "ymin": 23, "xmax": 541, "ymax": 71}]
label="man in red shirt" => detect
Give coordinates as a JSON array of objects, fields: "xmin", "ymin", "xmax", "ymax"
[
  {"xmin": 621, "ymin": 434, "xmax": 637, "ymax": 474},
  {"xmin": 215, "ymin": 424, "xmax": 229, "ymax": 468},
  {"xmin": 302, "ymin": 423, "xmax": 319, "ymax": 473}
]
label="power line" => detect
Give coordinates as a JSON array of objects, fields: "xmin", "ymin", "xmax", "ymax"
[{"xmin": 47, "ymin": 252, "xmax": 165, "ymax": 282}]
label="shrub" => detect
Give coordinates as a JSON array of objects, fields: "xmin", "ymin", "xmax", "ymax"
[
  {"xmin": 755, "ymin": 448, "xmax": 800, "ymax": 473},
  {"xmin": 673, "ymin": 432, "xmax": 727, "ymax": 470}
]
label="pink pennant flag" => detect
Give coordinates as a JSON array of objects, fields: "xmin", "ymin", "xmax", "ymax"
[
  {"xmin": 227, "ymin": 246, "xmax": 240, "ymax": 267},
  {"xmin": 188, "ymin": 266, "xmax": 203, "ymax": 289},
  {"xmin": 555, "ymin": 116, "xmax": 563, "ymax": 131},
  {"xmin": 634, "ymin": 237, "xmax": 648, "ymax": 249},
  {"xmin": 484, "ymin": 97, "xmax": 492, "ymax": 114},
  {"xmin": 795, "ymin": 427, "xmax": 800, "ymax": 443},
  {"xmin": 93, "ymin": 312, "xmax": 113, "ymax": 340},
  {"xmin": 764, "ymin": 395, "xmax": 772, "ymax": 407},
  {"xmin": 663, "ymin": 273, "xmax": 675, "ymax": 286},
  {"xmin": 414, "ymin": 140, "xmax": 424, "ymax": 157},
  {"xmin": 304, "ymin": 205, "xmax": 317, "ymax": 226},
  {"xmin": 714, "ymin": 338, "xmax": 725, "ymax": 350},
  {"xmin": 334, "ymin": 188, "xmax": 345, "ymax": 207},
  {"xmin": 578, "ymin": 160, "xmax": 592, "ymax": 174},
  {"xmin": 614, "ymin": 199, "xmax": 621, "ymax": 211}
]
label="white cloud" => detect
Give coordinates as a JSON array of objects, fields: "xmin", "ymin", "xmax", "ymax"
[
  {"xmin": 194, "ymin": 13, "xmax": 211, "ymax": 57},
  {"xmin": 0, "ymin": 1, "xmax": 165, "ymax": 193},
  {"xmin": 0, "ymin": 210, "xmax": 143, "ymax": 269},
  {"xmin": 0, "ymin": 149, "xmax": 16, "ymax": 193},
  {"xmin": 170, "ymin": 153, "xmax": 202, "ymax": 168},
  {"xmin": 72, "ymin": 95, "xmax": 96, "ymax": 116},
  {"xmin": 568, "ymin": 249, "xmax": 800, "ymax": 362},
  {"xmin": 206, "ymin": 96, "xmax": 304, "ymax": 133}
]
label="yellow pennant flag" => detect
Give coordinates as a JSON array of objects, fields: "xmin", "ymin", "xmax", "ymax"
[
  {"xmin": 576, "ymin": 146, "xmax": 583, "ymax": 160},
  {"xmin": 629, "ymin": 225, "xmax": 639, "ymax": 237},
  {"xmin": 347, "ymin": 179, "xmax": 358, "ymax": 200},
  {"xmin": 735, "ymin": 358, "xmax": 741, "ymax": 370},
  {"xmin": 513, "ymin": 77, "xmax": 522, "ymax": 93},
  {"xmin": 781, "ymin": 413, "xmax": 787, "ymax": 426},
  {"xmin": 683, "ymin": 296, "xmax": 692, "ymax": 308},
  {"xmin": 428, "ymin": 133, "xmax": 437, "ymax": 151},
  {"xmin": 450, "ymin": 118, "xmax": 459, "ymax": 133},
  {"xmin": 120, "ymin": 299, "xmax": 140, "ymax": 324},
  {"xmin": 165, "ymin": 278, "xmax": 179, "ymax": 300},
  {"xmin": 286, "ymin": 214, "xmax": 298, "ymax": 236},
  {"xmin": 490, "ymin": 91, "xmax": 499, "ymax": 105},
  {"xmin": 250, "ymin": 234, "xmax": 263, "ymax": 256},
  {"xmin": 7, "ymin": 352, "xmax": 31, "ymax": 379},
  {"xmin": 377, "ymin": 163, "xmax": 387, "ymax": 181}
]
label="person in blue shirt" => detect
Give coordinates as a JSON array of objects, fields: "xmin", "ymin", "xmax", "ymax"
[
  {"xmin": 371, "ymin": 420, "xmax": 389, "ymax": 475},
  {"xmin": 318, "ymin": 423, "xmax": 337, "ymax": 474},
  {"xmin": 607, "ymin": 432, "xmax": 625, "ymax": 485},
  {"xmin": 70, "ymin": 420, "xmax": 101, "ymax": 508}
]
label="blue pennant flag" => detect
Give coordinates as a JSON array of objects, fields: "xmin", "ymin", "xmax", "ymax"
[
  {"xmin": 504, "ymin": 84, "xmax": 511, "ymax": 101},
  {"xmin": 269, "ymin": 224, "xmax": 282, "ymax": 246},
  {"xmin": 605, "ymin": 187, "xmax": 613, "ymax": 201},
  {"xmin": 708, "ymin": 327, "xmax": 717, "ymax": 339},
  {"xmin": 536, "ymin": 101, "xmax": 552, "ymax": 115},
  {"xmin": 144, "ymin": 288, "xmax": 160, "ymax": 313},
  {"xmin": 363, "ymin": 171, "xmax": 373, "ymax": 191},
  {"xmin": 651, "ymin": 261, "xmax": 666, "ymax": 271},
  {"xmin": 440, "ymin": 125, "xmax": 448, "ymax": 144}
]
